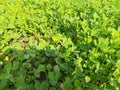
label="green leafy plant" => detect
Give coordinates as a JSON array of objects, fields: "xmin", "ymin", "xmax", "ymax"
[{"xmin": 0, "ymin": 0, "xmax": 120, "ymax": 89}]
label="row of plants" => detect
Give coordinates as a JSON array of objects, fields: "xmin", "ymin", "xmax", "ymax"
[{"xmin": 0, "ymin": 0, "xmax": 120, "ymax": 90}]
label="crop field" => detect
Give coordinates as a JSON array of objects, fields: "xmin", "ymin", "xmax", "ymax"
[{"xmin": 0, "ymin": 0, "xmax": 120, "ymax": 90}]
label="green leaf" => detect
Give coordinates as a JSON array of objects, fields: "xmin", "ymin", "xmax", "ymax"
[
  {"xmin": 15, "ymin": 74, "xmax": 26, "ymax": 89},
  {"xmin": 74, "ymin": 79, "xmax": 82, "ymax": 88},
  {"xmin": 22, "ymin": 62, "xmax": 31, "ymax": 68},
  {"xmin": 98, "ymin": 37, "xmax": 109, "ymax": 51},
  {"xmin": 0, "ymin": 79, "xmax": 7, "ymax": 90},
  {"xmin": 47, "ymin": 64, "xmax": 52, "ymax": 71},
  {"xmin": 24, "ymin": 54, "xmax": 30, "ymax": 59},
  {"xmin": 49, "ymin": 87, "xmax": 56, "ymax": 90},
  {"xmin": 48, "ymin": 72, "xmax": 56, "ymax": 86},
  {"xmin": 34, "ymin": 80, "xmax": 48, "ymax": 90},
  {"xmin": 12, "ymin": 61, "xmax": 20, "ymax": 70},
  {"xmin": 109, "ymin": 78, "xmax": 117, "ymax": 87},
  {"xmin": 4, "ymin": 61, "xmax": 12, "ymax": 74},
  {"xmin": 37, "ymin": 64, "xmax": 45, "ymax": 72},
  {"xmin": 34, "ymin": 81, "xmax": 40, "ymax": 90},
  {"xmin": 63, "ymin": 77, "xmax": 73, "ymax": 90},
  {"xmin": 54, "ymin": 65, "xmax": 60, "ymax": 72}
]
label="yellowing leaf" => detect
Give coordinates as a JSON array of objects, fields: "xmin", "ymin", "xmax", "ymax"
[
  {"xmin": 112, "ymin": 30, "xmax": 120, "ymax": 38},
  {"xmin": 0, "ymin": 61, "xmax": 3, "ymax": 65},
  {"xmin": 38, "ymin": 39, "xmax": 48, "ymax": 49},
  {"xmin": 5, "ymin": 56, "xmax": 9, "ymax": 61},
  {"xmin": 87, "ymin": 37, "xmax": 92, "ymax": 43},
  {"xmin": 52, "ymin": 34, "xmax": 61, "ymax": 42},
  {"xmin": 0, "ymin": 51, "xmax": 2, "ymax": 55},
  {"xmin": 10, "ymin": 56, "xmax": 14, "ymax": 61}
]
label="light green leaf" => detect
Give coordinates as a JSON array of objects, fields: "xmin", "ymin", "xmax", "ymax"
[
  {"xmin": 74, "ymin": 79, "xmax": 82, "ymax": 88},
  {"xmin": 85, "ymin": 76, "xmax": 91, "ymax": 82},
  {"xmin": 112, "ymin": 30, "xmax": 120, "ymax": 38},
  {"xmin": 38, "ymin": 39, "xmax": 48, "ymax": 49},
  {"xmin": 52, "ymin": 34, "xmax": 61, "ymax": 42},
  {"xmin": 54, "ymin": 65, "xmax": 60, "ymax": 72}
]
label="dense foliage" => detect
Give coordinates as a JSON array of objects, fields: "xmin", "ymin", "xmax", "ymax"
[{"xmin": 0, "ymin": 0, "xmax": 120, "ymax": 90}]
